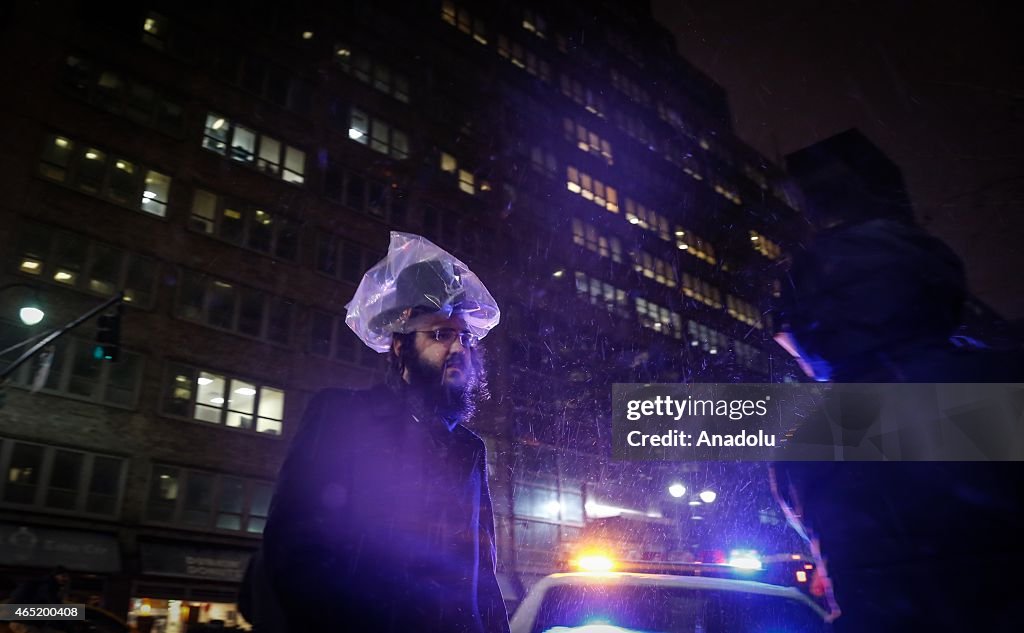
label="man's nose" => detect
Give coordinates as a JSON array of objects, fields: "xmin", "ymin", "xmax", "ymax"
[{"xmin": 448, "ymin": 336, "xmax": 467, "ymax": 353}]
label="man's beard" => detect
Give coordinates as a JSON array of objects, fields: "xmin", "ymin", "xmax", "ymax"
[{"xmin": 404, "ymin": 352, "xmax": 480, "ymax": 422}]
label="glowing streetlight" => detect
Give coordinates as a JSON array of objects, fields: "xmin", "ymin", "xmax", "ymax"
[
  {"xmin": 19, "ymin": 305, "xmax": 45, "ymax": 326},
  {"xmin": 699, "ymin": 490, "xmax": 717, "ymax": 504},
  {"xmin": 1, "ymin": 284, "xmax": 45, "ymax": 326},
  {"xmin": 668, "ymin": 483, "xmax": 686, "ymax": 498}
]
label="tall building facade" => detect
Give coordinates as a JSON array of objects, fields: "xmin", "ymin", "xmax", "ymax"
[{"xmin": 0, "ymin": 0, "xmax": 803, "ymax": 627}]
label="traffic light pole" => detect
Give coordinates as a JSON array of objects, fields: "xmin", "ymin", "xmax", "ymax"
[{"xmin": 0, "ymin": 291, "xmax": 124, "ymax": 382}]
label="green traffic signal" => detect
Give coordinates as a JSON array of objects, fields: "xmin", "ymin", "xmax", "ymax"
[{"xmin": 95, "ymin": 307, "xmax": 122, "ymax": 362}]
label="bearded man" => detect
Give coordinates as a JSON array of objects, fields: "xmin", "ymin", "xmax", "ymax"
[{"xmin": 261, "ymin": 233, "xmax": 509, "ymax": 632}]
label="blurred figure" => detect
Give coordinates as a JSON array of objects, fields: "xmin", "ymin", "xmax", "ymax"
[
  {"xmin": 773, "ymin": 216, "xmax": 1024, "ymax": 631},
  {"xmin": 8, "ymin": 566, "xmax": 71, "ymax": 633},
  {"xmin": 258, "ymin": 234, "xmax": 508, "ymax": 632},
  {"xmin": 9, "ymin": 567, "xmax": 69, "ymax": 606}
]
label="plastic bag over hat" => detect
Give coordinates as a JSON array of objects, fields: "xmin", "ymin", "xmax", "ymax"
[{"xmin": 345, "ymin": 231, "xmax": 501, "ymax": 353}]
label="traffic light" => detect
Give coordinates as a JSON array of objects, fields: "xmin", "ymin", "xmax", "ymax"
[{"xmin": 94, "ymin": 306, "xmax": 122, "ymax": 361}]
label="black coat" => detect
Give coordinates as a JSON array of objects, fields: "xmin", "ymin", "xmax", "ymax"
[
  {"xmin": 262, "ymin": 385, "xmax": 510, "ymax": 633},
  {"xmin": 776, "ymin": 343, "xmax": 1024, "ymax": 632}
]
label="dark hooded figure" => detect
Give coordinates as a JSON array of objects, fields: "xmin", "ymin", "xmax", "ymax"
[
  {"xmin": 258, "ymin": 240, "xmax": 509, "ymax": 633},
  {"xmin": 772, "ymin": 218, "xmax": 1024, "ymax": 632}
]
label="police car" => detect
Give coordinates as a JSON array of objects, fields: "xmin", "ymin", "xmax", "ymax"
[{"xmin": 509, "ymin": 552, "xmax": 831, "ymax": 633}]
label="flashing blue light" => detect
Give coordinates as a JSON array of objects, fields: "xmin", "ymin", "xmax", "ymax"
[{"xmin": 727, "ymin": 549, "xmax": 763, "ymax": 571}]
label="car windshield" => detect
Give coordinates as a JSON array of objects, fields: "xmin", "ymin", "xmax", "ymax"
[{"xmin": 531, "ymin": 584, "xmax": 828, "ymax": 633}]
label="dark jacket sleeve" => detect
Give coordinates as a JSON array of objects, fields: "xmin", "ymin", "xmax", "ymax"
[
  {"xmin": 475, "ymin": 443, "xmax": 511, "ymax": 633},
  {"xmin": 262, "ymin": 389, "xmax": 355, "ymax": 628}
]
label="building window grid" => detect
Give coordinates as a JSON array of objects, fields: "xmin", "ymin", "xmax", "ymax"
[
  {"xmin": 609, "ymin": 68, "xmax": 651, "ymax": 107},
  {"xmin": 229, "ymin": 55, "xmax": 314, "ymax": 116},
  {"xmin": 0, "ymin": 439, "xmax": 125, "ymax": 517},
  {"xmin": 438, "ymin": 152, "xmax": 478, "ymax": 195},
  {"xmin": 571, "ymin": 219, "xmax": 622, "ymax": 263},
  {"xmin": 635, "ymin": 298, "xmax": 682, "ymax": 339},
  {"xmin": 624, "ymin": 199, "xmax": 671, "ymax": 241},
  {"xmin": 743, "ymin": 164, "xmax": 769, "ymax": 190},
  {"xmin": 324, "ymin": 161, "xmax": 405, "ymax": 222},
  {"xmin": 566, "ymin": 166, "xmax": 618, "ymax": 212},
  {"xmin": 161, "ymin": 363, "xmax": 285, "ymax": 436},
  {"xmin": 347, "ymin": 107, "xmax": 409, "ymax": 159},
  {"xmin": 315, "ymin": 232, "xmax": 381, "ymax": 286},
  {"xmin": 308, "ymin": 310, "xmax": 380, "ymax": 369},
  {"xmin": 334, "ymin": 47, "xmax": 411, "ymax": 103},
  {"xmin": 560, "ymin": 75, "xmax": 606, "ymax": 118},
  {"xmin": 15, "ymin": 224, "xmax": 159, "ymax": 308},
  {"xmin": 614, "ymin": 111, "xmax": 654, "ymax": 148},
  {"xmin": 39, "ymin": 134, "xmax": 171, "ymax": 217},
  {"xmin": 713, "ymin": 181, "xmax": 743, "ymax": 205},
  {"xmin": 522, "ymin": 9, "xmax": 548, "ymax": 39},
  {"xmin": 497, "ymin": 35, "xmax": 551, "ymax": 81},
  {"xmin": 176, "ymin": 271, "xmax": 294, "ymax": 346},
  {"xmin": 144, "ymin": 464, "xmax": 272, "ymax": 534},
  {"xmin": 687, "ymin": 320, "xmax": 729, "ymax": 355},
  {"xmin": 681, "ymin": 272, "xmax": 723, "ymax": 309},
  {"xmin": 750, "ymin": 230, "xmax": 782, "ymax": 260},
  {"xmin": 632, "ymin": 251, "xmax": 676, "ymax": 288},
  {"xmin": 656, "ymin": 102, "xmax": 689, "ymax": 136},
  {"xmin": 441, "ymin": 1, "xmax": 488, "ymax": 44},
  {"xmin": 573, "ymin": 272, "xmax": 629, "ymax": 319},
  {"xmin": 734, "ymin": 340, "xmax": 768, "ymax": 374},
  {"xmin": 530, "ymin": 147, "xmax": 558, "ymax": 178},
  {"xmin": 675, "ymin": 229, "xmax": 716, "ymax": 264},
  {"xmin": 60, "ymin": 55, "xmax": 185, "ymax": 135},
  {"xmin": 2, "ymin": 336, "xmax": 144, "ymax": 410},
  {"xmin": 563, "ymin": 119, "xmax": 613, "ymax": 165},
  {"xmin": 201, "ymin": 113, "xmax": 305, "ymax": 184},
  {"xmin": 189, "ymin": 189, "xmax": 299, "ymax": 261},
  {"xmin": 727, "ymin": 295, "xmax": 763, "ymax": 329}
]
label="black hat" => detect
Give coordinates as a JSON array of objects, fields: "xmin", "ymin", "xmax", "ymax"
[{"xmin": 369, "ymin": 259, "xmax": 479, "ymax": 334}]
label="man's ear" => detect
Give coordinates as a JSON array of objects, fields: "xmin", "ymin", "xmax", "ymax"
[{"xmin": 391, "ymin": 336, "xmax": 403, "ymax": 359}]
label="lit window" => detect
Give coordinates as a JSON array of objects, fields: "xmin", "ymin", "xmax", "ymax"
[
  {"xmin": 229, "ymin": 125, "xmax": 256, "ymax": 163},
  {"xmin": 203, "ymin": 113, "xmax": 228, "ymax": 154},
  {"xmin": 141, "ymin": 12, "xmax": 168, "ymax": 50},
  {"xmin": 282, "ymin": 147, "xmax": 305, "ymax": 184},
  {"xmin": 257, "ymin": 387, "xmax": 284, "ymax": 434},
  {"xmin": 458, "ymin": 169, "xmax": 475, "ymax": 194},
  {"xmin": 441, "ymin": 152, "xmax": 457, "ymax": 173},
  {"xmin": 349, "ymin": 108, "xmax": 369, "ymax": 142},
  {"xmin": 107, "ymin": 158, "xmax": 136, "ymax": 205},
  {"xmin": 441, "ymin": 0, "xmax": 456, "ymax": 25},
  {"xmin": 76, "ymin": 147, "xmax": 106, "ymax": 194},
  {"xmin": 141, "ymin": 170, "xmax": 170, "ymax": 217},
  {"xmin": 40, "ymin": 135, "xmax": 74, "ymax": 181},
  {"xmin": 19, "ymin": 259, "xmax": 42, "ymax": 275},
  {"xmin": 257, "ymin": 136, "xmax": 282, "ymax": 176}
]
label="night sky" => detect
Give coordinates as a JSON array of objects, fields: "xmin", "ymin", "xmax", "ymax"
[{"xmin": 651, "ymin": 0, "xmax": 1024, "ymax": 319}]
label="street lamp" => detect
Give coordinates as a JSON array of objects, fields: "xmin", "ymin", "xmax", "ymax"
[
  {"xmin": 699, "ymin": 490, "xmax": 717, "ymax": 504},
  {"xmin": 668, "ymin": 483, "xmax": 686, "ymax": 498},
  {"xmin": 19, "ymin": 304, "xmax": 44, "ymax": 326},
  {"xmin": 1, "ymin": 283, "xmax": 45, "ymax": 325}
]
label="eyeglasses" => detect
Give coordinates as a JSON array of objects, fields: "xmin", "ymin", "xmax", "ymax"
[{"xmin": 412, "ymin": 328, "xmax": 479, "ymax": 348}]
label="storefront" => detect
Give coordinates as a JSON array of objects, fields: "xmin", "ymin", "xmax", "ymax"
[
  {"xmin": 0, "ymin": 522, "xmax": 121, "ymax": 606},
  {"xmin": 131, "ymin": 541, "xmax": 254, "ymax": 632}
]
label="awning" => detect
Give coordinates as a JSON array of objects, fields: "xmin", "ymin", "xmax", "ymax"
[{"xmin": 0, "ymin": 523, "xmax": 120, "ymax": 572}]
